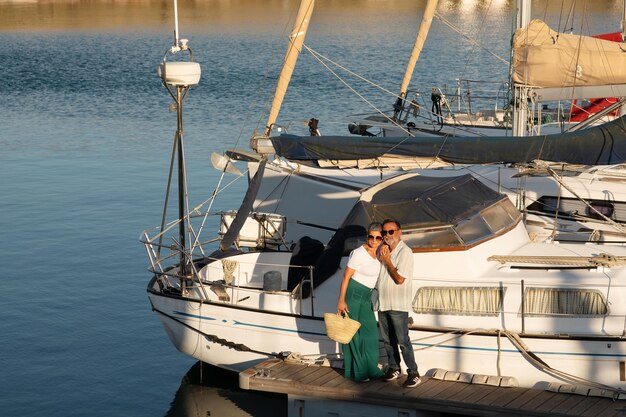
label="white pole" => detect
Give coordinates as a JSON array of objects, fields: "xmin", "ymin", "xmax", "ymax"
[
  {"xmin": 399, "ymin": 0, "xmax": 439, "ymax": 99},
  {"xmin": 264, "ymin": 0, "xmax": 315, "ymax": 136},
  {"xmin": 173, "ymin": 0, "xmax": 180, "ymax": 46},
  {"xmin": 512, "ymin": 0, "xmax": 531, "ymax": 137}
]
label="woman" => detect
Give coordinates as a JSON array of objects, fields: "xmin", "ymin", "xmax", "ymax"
[{"xmin": 336, "ymin": 222, "xmax": 384, "ymax": 382}]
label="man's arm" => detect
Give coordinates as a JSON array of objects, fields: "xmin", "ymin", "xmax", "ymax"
[{"xmin": 380, "ymin": 245, "xmax": 406, "ymax": 285}]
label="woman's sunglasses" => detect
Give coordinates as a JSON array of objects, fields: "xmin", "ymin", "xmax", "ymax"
[
  {"xmin": 381, "ymin": 229, "xmax": 397, "ymax": 236},
  {"xmin": 368, "ymin": 235, "xmax": 383, "ymax": 241}
]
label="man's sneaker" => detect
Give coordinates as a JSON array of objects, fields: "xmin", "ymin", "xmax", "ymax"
[
  {"xmin": 402, "ymin": 372, "xmax": 421, "ymax": 388},
  {"xmin": 383, "ymin": 368, "xmax": 400, "ymax": 381}
]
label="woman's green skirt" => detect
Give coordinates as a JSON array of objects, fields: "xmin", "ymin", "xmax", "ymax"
[{"xmin": 342, "ymin": 279, "xmax": 383, "ymax": 381}]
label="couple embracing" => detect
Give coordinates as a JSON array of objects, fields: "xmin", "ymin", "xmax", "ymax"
[{"xmin": 336, "ymin": 220, "xmax": 421, "ymax": 388}]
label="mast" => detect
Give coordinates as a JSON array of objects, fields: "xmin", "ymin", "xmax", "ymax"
[
  {"xmin": 225, "ymin": 0, "xmax": 315, "ymax": 249},
  {"xmin": 623, "ymin": 0, "xmax": 626, "ymax": 41},
  {"xmin": 157, "ymin": 1, "xmax": 201, "ymax": 276},
  {"xmin": 511, "ymin": 0, "xmax": 531, "ymax": 137},
  {"xmin": 398, "ymin": 0, "xmax": 439, "ymax": 100},
  {"xmin": 264, "ymin": 0, "xmax": 315, "ymax": 137}
]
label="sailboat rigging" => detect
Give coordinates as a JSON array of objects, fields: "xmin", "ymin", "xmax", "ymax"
[{"xmin": 144, "ymin": 0, "xmax": 626, "ymax": 397}]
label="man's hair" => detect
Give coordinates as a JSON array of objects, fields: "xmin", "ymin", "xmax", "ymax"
[{"xmin": 382, "ymin": 219, "xmax": 401, "ymax": 230}]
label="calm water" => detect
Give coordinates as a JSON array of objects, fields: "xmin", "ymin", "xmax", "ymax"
[{"xmin": 0, "ymin": 1, "xmax": 623, "ymax": 416}]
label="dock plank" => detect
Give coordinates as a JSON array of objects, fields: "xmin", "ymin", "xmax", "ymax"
[
  {"xmin": 579, "ymin": 397, "xmax": 622, "ymax": 417},
  {"xmin": 458, "ymin": 384, "xmax": 499, "ymax": 404},
  {"xmin": 240, "ymin": 361, "xmax": 626, "ymax": 417},
  {"xmin": 545, "ymin": 394, "xmax": 589, "ymax": 415},
  {"xmin": 413, "ymin": 380, "xmax": 461, "ymax": 399},
  {"xmin": 593, "ymin": 403, "xmax": 624, "ymax": 417},
  {"xmin": 479, "ymin": 386, "xmax": 525, "ymax": 408},
  {"xmin": 505, "ymin": 388, "xmax": 548, "ymax": 409},
  {"xmin": 297, "ymin": 366, "xmax": 330, "ymax": 385},
  {"xmin": 448, "ymin": 383, "xmax": 497, "ymax": 404},
  {"xmin": 403, "ymin": 377, "xmax": 444, "ymax": 397},
  {"xmin": 306, "ymin": 367, "xmax": 343, "ymax": 387},
  {"xmin": 566, "ymin": 396, "xmax": 609, "ymax": 416},
  {"xmin": 320, "ymin": 371, "xmax": 349, "ymax": 389},
  {"xmin": 520, "ymin": 391, "xmax": 560, "ymax": 412},
  {"xmin": 260, "ymin": 362, "xmax": 296, "ymax": 379},
  {"xmin": 529, "ymin": 392, "xmax": 574, "ymax": 414},
  {"xmin": 429, "ymin": 381, "xmax": 472, "ymax": 401},
  {"xmin": 297, "ymin": 366, "xmax": 334, "ymax": 385},
  {"xmin": 276, "ymin": 364, "xmax": 317, "ymax": 381}
]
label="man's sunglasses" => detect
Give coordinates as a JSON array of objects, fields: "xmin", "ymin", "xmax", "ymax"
[
  {"xmin": 382, "ymin": 229, "xmax": 397, "ymax": 236},
  {"xmin": 368, "ymin": 235, "xmax": 383, "ymax": 241}
]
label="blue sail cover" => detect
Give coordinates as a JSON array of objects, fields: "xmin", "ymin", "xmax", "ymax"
[{"xmin": 271, "ymin": 115, "xmax": 626, "ymax": 165}]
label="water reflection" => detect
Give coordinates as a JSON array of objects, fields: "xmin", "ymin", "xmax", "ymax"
[
  {"xmin": 165, "ymin": 362, "xmax": 287, "ymax": 417},
  {"xmin": 2, "ymin": 0, "xmax": 623, "ymax": 33}
]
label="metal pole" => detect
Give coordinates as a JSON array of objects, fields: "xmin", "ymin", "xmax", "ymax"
[
  {"xmin": 521, "ymin": 279, "xmax": 525, "ymax": 335},
  {"xmin": 176, "ymin": 86, "xmax": 187, "ymax": 276},
  {"xmin": 308, "ymin": 266, "xmax": 315, "ymax": 316}
]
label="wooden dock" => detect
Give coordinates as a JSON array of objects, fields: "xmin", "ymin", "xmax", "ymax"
[{"xmin": 239, "ymin": 359, "xmax": 626, "ymax": 417}]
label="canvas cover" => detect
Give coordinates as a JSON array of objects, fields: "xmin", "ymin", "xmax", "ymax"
[
  {"xmin": 271, "ymin": 115, "xmax": 626, "ymax": 165},
  {"xmin": 341, "ymin": 174, "xmax": 504, "ymax": 229},
  {"xmin": 512, "ymin": 19, "xmax": 626, "ymax": 88}
]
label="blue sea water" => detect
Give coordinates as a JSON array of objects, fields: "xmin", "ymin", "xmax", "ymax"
[{"xmin": 0, "ymin": 1, "xmax": 622, "ymax": 416}]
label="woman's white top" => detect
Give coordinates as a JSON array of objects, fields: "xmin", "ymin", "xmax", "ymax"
[{"xmin": 347, "ymin": 245, "xmax": 381, "ymax": 289}]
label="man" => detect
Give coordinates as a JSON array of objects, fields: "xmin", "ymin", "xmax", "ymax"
[{"xmin": 377, "ymin": 219, "xmax": 420, "ymax": 388}]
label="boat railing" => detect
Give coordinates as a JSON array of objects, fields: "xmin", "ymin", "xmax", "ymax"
[
  {"xmin": 142, "ymin": 229, "xmax": 320, "ymax": 315},
  {"xmin": 198, "ymin": 256, "xmax": 318, "ymax": 316},
  {"xmin": 395, "ymin": 79, "xmax": 510, "ymax": 126}
]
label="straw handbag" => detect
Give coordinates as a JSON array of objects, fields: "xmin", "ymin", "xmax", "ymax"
[{"xmin": 324, "ymin": 312, "xmax": 361, "ymax": 344}]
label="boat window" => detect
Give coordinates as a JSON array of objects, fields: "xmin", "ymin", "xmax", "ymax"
[
  {"xmin": 523, "ymin": 287, "xmax": 608, "ymax": 316},
  {"xmin": 456, "ymin": 215, "xmax": 492, "ymax": 245},
  {"xmin": 503, "ymin": 198, "xmax": 522, "ymax": 219},
  {"xmin": 527, "ymin": 196, "xmax": 622, "ymax": 223},
  {"xmin": 482, "ymin": 199, "xmax": 521, "ymax": 233},
  {"xmin": 587, "ymin": 201, "xmax": 614, "ymax": 220},
  {"xmin": 402, "ymin": 226, "xmax": 462, "ymax": 249},
  {"xmin": 413, "ymin": 286, "xmax": 504, "ymax": 316}
]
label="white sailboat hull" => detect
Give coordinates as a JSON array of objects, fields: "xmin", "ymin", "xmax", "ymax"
[{"xmin": 149, "ymin": 286, "xmax": 626, "ymax": 391}]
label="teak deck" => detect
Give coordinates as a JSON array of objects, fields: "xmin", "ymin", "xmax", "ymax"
[{"xmin": 239, "ymin": 359, "xmax": 626, "ymax": 417}]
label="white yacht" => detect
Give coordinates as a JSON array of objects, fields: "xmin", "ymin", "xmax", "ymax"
[{"xmin": 144, "ymin": 0, "xmax": 626, "ymax": 398}]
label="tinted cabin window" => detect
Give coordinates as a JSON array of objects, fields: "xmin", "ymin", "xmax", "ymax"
[
  {"xmin": 403, "ymin": 227, "xmax": 462, "ymax": 249},
  {"xmin": 403, "ymin": 198, "xmax": 520, "ymax": 250}
]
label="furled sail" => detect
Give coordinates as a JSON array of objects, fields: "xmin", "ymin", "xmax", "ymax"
[
  {"xmin": 398, "ymin": 0, "xmax": 439, "ymax": 99},
  {"xmin": 512, "ymin": 19, "xmax": 626, "ymax": 88},
  {"xmin": 271, "ymin": 115, "xmax": 626, "ymax": 165},
  {"xmin": 264, "ymin": 0, "xmax": 315, "ymax": 136}
]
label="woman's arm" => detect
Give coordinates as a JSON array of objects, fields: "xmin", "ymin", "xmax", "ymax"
[{"xmin": 337, "ymin": 266, "xmax": 355, "ymax": 315}]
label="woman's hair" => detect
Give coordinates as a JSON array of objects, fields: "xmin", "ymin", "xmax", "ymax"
[{"xmin": 367, "ymin": 222, "xmax": 382, "ymax": 233}]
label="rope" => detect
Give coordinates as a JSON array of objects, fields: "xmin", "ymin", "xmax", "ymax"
[
  {"xmin": 488, "ymin": 253, "xmax": 626, "ymax": 267},
  {"xmin": 409, "ymin": 326, "xmax": 623, "ymax": 397},
  {"xmin": 303, "ymin": 45, "xmax": 412, "ymax": 139},
  {"xmin": 303, "ymin": 45, "xmax": 505, "ymax": 139},
  {"xmin": 303, "ymin": 45, "xmax": 491, "ymax": 139},
  {"xmin": 152, "ymin": 306, "xmax": 281, "ymax": 358},
  {"xmin": 501, "ymin": 330, "xmax": 623, "ymax": 398},
  {"xmin": 222, "ymin": 260, "xmax": 238, "ymax": 285},
  {"xmin": 544, "ymin": 164, "xmax": 626, "ymax": 233},
  {"xmin": 434, "ymin": 12, "xmax": 508, "ymax": 66}
]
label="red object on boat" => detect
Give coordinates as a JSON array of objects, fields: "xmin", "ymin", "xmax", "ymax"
[
  {"xmin": 570, "ymin": 98, "xmax": 619, "ymax": 122},
  {"xmin": 568, "ymin": 32, "xmax": 623, "ymax": 122},
  {"xmin": 592, "ymin": 31, "xmax": 623, "ymax": 42}
]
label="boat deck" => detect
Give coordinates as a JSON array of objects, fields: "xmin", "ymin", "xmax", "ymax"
[{"xmin": 239, "ymin": 359, "xmax": 626, "ymax": 417}]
